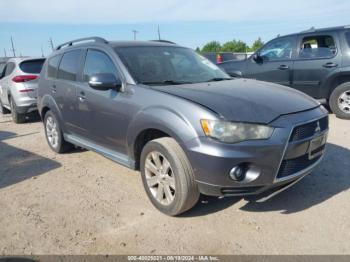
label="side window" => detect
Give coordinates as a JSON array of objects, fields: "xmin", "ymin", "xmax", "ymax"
[
  {"xmin": 4, "ymin": 62, "xmax": 16, "ymax": 76},
  {"xmin": 259, "ymin": 37, "xmax": 295, "ymax": 61},
  {"xmin": 299, "ymin": 35, "xmax": 336, "ymax": 59},
  {"xmin": 83, "ymin": 50, "xmax": 118, "ymax": 82},
  {"xmin": 57, "ymin": 50, "xmax": 81, "ymax": 81},
  {"xmin": 47, "ymin": 55, "xmax": 62, "ymax": 78}
]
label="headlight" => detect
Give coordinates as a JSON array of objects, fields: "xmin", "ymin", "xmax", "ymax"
[{"xmin": 201, "ymin": 119, "xmax": 274, "ymax": 143}]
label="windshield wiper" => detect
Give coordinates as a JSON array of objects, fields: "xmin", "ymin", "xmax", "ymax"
[
  {"xmin": 141, "ymin": 80, "xmax": 193, "ymax": 85},
  {"xmin": 205, "ymin": 77, "xmax": 233, "ymax": 82}
]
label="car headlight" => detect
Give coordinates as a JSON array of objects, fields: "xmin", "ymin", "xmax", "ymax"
[{"xmin": 201, "ymin": 119, "xmax": 274, "ymax": 143}]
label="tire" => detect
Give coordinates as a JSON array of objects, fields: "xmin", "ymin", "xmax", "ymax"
[
  {"xmin": 140, "ymin": 137, "xmax": 200, "ymax": 216},
  {"xmin": 329, "ymin": 82, "xmax": 350, "ymax": 119},
  {"xmin": 10, "ymin": 97, "xmax": 26, "ymax": 124},
  {"xmin": 0, "ymin": 99, "xmax": 10, "ymax": 115},
  {"xmin": 44, "ymin": 110, "xmax": 73, "ymax": 153}
]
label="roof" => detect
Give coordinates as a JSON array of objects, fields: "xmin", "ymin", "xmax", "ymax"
[
  {"xmin": 280, "ymin": 25, "xmax": 350, "ymax": 38},
  {"xmin": 109, "ymin": 40, "xmax": 179, "ymax": 48}
]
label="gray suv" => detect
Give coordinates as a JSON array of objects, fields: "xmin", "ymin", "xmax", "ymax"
[{"xmin": 38, "ymin": 37, "xmax": 329, "ymax": 216}]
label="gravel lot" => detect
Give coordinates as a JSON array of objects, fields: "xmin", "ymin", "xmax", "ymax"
[{"xmin": 0, "ymin": 113, "xmax": 349, "ymax": 255}]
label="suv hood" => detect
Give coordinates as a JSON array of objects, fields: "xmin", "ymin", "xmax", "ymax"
[{"xmin": 151, "ymin": 79, "xmax": 320, "ymax": 124}]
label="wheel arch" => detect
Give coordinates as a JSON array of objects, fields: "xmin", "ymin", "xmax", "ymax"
[{"xmin": 127, "ymin": 107, "xmax": 198, "ymax": 170}]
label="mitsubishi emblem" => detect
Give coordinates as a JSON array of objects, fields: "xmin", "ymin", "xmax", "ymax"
[{"xmin": 315, "ymin": 121, "xmax": 321, "ymax": 133}]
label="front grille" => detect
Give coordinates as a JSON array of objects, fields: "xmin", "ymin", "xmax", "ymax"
[
  {"xmin": 276, "ymin": 150, "xmax": 323, "ymax": 179},
  {"xmin": 290, "ymin": 116, "xmax": 328, "ymax": 141}
]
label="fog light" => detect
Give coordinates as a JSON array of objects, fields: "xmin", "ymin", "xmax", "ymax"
[{"xmin": 229, "ymin": 165, "xmax": 246, "ymax": 181}]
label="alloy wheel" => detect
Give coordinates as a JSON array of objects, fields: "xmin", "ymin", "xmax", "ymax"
[
  {"xmin": 338, "ymin": 90, "xmax": 350, "ymax": 114},
  {"xmin": 46, "ymin": 116, "xmax": 59, "ymax": 148},
  {"xmin": 144, "ymin": 151, "xmax": 176, "ymax": 206}
]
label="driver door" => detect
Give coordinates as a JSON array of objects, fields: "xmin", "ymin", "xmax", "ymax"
[{"xmin": 245, "ymin": 36, "xmax": 297, "ymax": 86}]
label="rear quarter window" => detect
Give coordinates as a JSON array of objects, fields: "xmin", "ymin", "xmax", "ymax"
[{"xmin": 20, "ymin": 59, "xmax": 45, "ymax": 74}]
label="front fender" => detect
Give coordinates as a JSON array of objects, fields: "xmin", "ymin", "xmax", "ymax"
[{"xmin": 126, "ymin": 105, "xmax": 198, "ymax": 158}]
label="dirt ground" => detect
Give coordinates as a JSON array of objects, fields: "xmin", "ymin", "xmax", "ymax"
[{"xmin": 0, "ymin": 113, "xmax": 349, "ymax": 255}]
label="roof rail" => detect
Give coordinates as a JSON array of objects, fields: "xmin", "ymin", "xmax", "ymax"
[
  {"xmin": 150, "ymin": 40, "xmax": 176, "ymax": 44},
  {"xmin": 301, "ymin": 26, "xmax": 316, "ymax": 33},
  {"xmin": 56, "ymin": 37, "xmax": 108, "ymax": 50}
]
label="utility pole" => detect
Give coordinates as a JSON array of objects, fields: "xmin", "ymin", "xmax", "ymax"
[
  {"xmin": 157, "ymin": 25, "xmax": 161, "ymax": 40},
  {"xmin": 49, "ymin": 37, "xmax": 54, "ymax": 51},
  {"xmin": 4, "ymin": 49, "xmax": 7, "ymax": 57},
  {"xmin": 132, "ymin": 30, "xmax": 139, "ymax": 41},
  {"xmin": 10, "ymin": 36, "xmax": 16, "ymax": 57},
  {"xmin": 41, "ymin": 45, "xmax": 44, "ymax": 57}
]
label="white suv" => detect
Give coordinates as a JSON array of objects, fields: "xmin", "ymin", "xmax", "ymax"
[{"xmin": 0, "ymin": 57, "xmax": 45, "ymax": 123}]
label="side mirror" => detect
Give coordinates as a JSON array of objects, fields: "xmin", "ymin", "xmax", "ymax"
[
  {"xmin": 88, "ymin": 73, "xmax": 122, "ymax": 91},
  {"xmin": 252, "ymin": 53, "xmax": 263, "ymax": 63}
]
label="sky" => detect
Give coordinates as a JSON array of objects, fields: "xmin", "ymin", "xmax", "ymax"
[{"xmin": 0, "ymin": 0, "xmax": 350, "ymax": 56}]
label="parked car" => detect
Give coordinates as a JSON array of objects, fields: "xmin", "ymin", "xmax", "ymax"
[
  {"xmin": 219, "ymin": 25, "xmax": 350, "ymax": 119},
  {"xmin": 202, "ymin": 52, "xmax": 252, "ymax": 64},
  {"xmin": 38, "ymin": 37, "xmax": 328, "ymax": 216},
  {"xmin": 0, "ymin": 57, "xmax": 45, "ymax": 123}
]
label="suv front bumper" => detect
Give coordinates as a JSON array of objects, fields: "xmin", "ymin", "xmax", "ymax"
[{"xmin": 185, "ymin": 106, "xmax": 329, "ymax": 199}]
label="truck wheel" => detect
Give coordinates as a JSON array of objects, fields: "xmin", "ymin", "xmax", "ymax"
[
  {"xmin": 10, "ymin": 97, "xmax": 26, "ymax": 123},
  {"xmin": 44, "ymin": 110, "xmax": 73, "ymax": 153},
  {"xmin": 140, "ymin": 137, "xmax": 200, "ymax": 216},
  {"xmin": 0, "ymin": 99, "xmax": 10, "ymax": 114},
  {"xmin": 330, "ymin": 82, "xmax": 350, "ymax": 120}
]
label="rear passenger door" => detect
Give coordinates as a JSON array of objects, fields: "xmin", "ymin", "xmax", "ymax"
[
  {"xmin": 55, "ymin": 49, "xmax": 84, "ymax": 135},
  {"xmin": 292, "ymin": 32, "xmax": 341, "ymax": 98}
]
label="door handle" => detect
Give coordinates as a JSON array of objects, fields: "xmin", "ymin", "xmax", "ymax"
[
  {"xmin": 278, "ymin": 65, "xmax": 289, "ymax": 70},
  {"xmin": 323, "ymin": 62, "xmax": 338, "ymax": 68}
]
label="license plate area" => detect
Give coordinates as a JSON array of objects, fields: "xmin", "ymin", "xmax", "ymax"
[{"xmin": 308, "ymin": 133, "xmax": 327, "ymax": 160}]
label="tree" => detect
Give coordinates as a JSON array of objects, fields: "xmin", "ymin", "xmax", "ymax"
[
  {"xmin": 250, "ymin": 37, "xmax": 264, "ymax": 52},
  {"xmin": 201, "ymin": 41, "xmax": 221, "ymax": 53},
  {"xmin": 221, "ymin": 40, "xmax": 249, "ymax": 52},
  {"xmin": 195, "ymin": 47, "xmax": 201, "ymax": 53}
]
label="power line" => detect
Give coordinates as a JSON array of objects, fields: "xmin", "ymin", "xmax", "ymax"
[{"xmin": 10, "ymin": 36, "xmax": 16, "ymax": 57}]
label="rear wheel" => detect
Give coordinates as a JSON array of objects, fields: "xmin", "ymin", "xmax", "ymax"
[
  {"xmin": 10, "ymin": 97, "xmax": 26, "ymax": 124},
  {"xmin": 0, "ymin": 99, "xmax": 10, "ymax": 115},
  {"xmin": 330, "ymin": 82, "xmax": 350, "ymax": 119},
  {"xmin": 44, "ymin": 110, "xmax": 73, "ymax": 153},
  {"xmin": 140, "ymin": 137, "xmax": 199, "ymax": 216}
]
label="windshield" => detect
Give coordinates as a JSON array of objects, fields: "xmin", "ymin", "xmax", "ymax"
[{"xmin": 114, "ymin": 46, "xmax": 230, "ymax": 85}]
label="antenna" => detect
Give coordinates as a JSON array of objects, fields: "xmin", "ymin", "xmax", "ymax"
[
  {"xmin": 157, "ymin": 25, "xmax": 161, "ymax": 40},
  {"xmin": 132, "ymin": 30, "xmax": 139, "ymax": 40},
  {"xmin": 10, "ymin": 36, "xmax": 16, "ymax": 57},
  {"xmin": 49, "ymin": 37, "xmax": 54, "ymax": 51}
]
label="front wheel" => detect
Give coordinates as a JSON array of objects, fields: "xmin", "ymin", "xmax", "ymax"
[
  {"xmin": 44, "ymin": 110, "xmax": 73, "ymax": 153},
  {"xmin": 329, "ymin": 82, "xmax": 350, "ymax": 119},
  {"xmin": 140, "ymin": 137, "xmax": 200, "ymax": 216}
]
